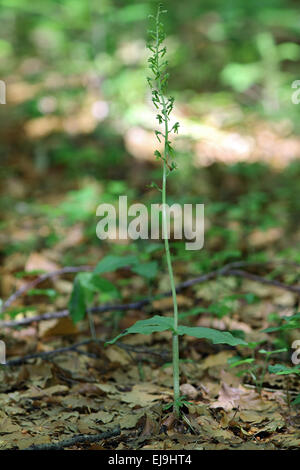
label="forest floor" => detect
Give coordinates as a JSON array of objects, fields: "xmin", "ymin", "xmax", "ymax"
[
  {"xmin": 1, "ymin": 97, "xmax": 300, "ymax": 450},
  {"xmin": 1, "ymin": 233, "xmax": 300, "ymax": 449},
  {"xmin": 0, "ymin": 291, "xmax": 300, "ymax": 450}
]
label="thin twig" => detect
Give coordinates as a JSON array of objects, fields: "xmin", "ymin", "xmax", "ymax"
[
  {"xmin": 3, "ymin": 259, "xmax": 299, "ymax": 314},
  {"xmin": 243, "ymin": 383, "xmax": 298, "ymax": 395},
  {"xmin": 4, "ymin": 339, "xmax": 93, "ymax": 366},
  {"xmin": 1, "ymin": 262, "xmax": 299, "ymax": 329},
  {"xmin": 226, "ymin": 269, "xmax": 300, "ymax": 295},
  {"xmin": 4, "ymin": 338, "xmax": 170, "ymax": 366},
  {"xmin": 1, "ymin": 265, "xmax": 92, "ymax": 312},
  {"xmin": 0, "ymin": 300, "xmax": 150, "ymax": 328},
  {"xmin": 23, "ymin": 426, "xmax": 120, "ymax": 450}
]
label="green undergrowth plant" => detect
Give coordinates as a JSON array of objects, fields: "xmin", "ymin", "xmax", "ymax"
[
  {"xmin": 68, "ymin": 254, "xmax": 158, "ymax": 327},
  {"xmin": 263, "ymin": 312, "xmax": 300, "ymax": 349},
  {"xmin": 268, "ymin": 364, "xmax": 300, "ymax": 406},
  {"xmin": 230, "ymin": 319, "xmax": 300, "ymax": 401},
  {"xmin": 229, "ymin": 347, "xmax": 288, "ymax": 394},
  {"xmin": 262, "ymin": 314, "xmax": 300, "ymax": 406}
]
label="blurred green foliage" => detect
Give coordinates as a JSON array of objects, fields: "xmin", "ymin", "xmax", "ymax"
[
  {"xmin": 1, "ymin": 0, "xmax": 300, "ymax": 263},
  {"xmin": 1, "ymin": 0, "xmax": 299, "ymax": 118}
]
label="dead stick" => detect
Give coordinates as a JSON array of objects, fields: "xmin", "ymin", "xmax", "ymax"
[
  {"xmin": 2, "ymin": 259, "xmax": 299, "ymax": 314},
  {"xmin": 23, "ymin": 426, "xmax": 120, "ymax": 450},
  {"xmin": 4, "ymin": 338, "xmax": 169, "ymax": 366},
  {"xmin": 4, "ymin": 339, "xmax": 93, "ymax": 365},
  {"xmin": 1, "ymin": 265, "xmax": 299, "ymax": 329},
  {"xmin": 1, "ymin": 265, "xmax": 92, "ymax": 313},
  {"xmin": 0, "ymin": 300, "xmax": 150, "ymax": 328},
  {"xmin": 226, "ymin": 269, "xmax": 300, "ymax": 294}
]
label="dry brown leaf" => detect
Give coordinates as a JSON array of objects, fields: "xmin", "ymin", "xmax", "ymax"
[
  {"xmin": 39, "ymin": 317, "xmax": 78, "ymax": 338},
  {"xmin": 25, "ymin": 252, "xmax": 60, "ymax": 272},
  {"xmin": 180, "ymin": 383, "xmax": 198, "ymax": 400},
  {"xmin": 104, "ymin": 346, "xmax": 130, "ymax": 366},
  {"xmin": 210, "ymin": 382, "xmax": 259, "ymax": 411}
]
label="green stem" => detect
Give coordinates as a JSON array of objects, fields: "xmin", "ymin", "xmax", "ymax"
[
  {"xmin": 154, "ymin": 9, "xmax": 180, "ymax": 417},
  {"xmin": 87, "ymin": 310, "xmax": 96, "ymax": 339},
  {"xmin": 258, "ymin": 356, "xmax": 269, "ymax": 395},
  {"xmin": 162, "ymin": 155, "xmax": 180, "ymax": 417}
]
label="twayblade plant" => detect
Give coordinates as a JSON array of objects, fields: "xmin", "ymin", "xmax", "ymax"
[
  {"xmin": 106, "ymin": 4, "xmax": 246, "ymax": 418},
  {"xmin": 68, "ymin": 4, "xmax": 246, "ymax": 418},
  {"xmin": 148, "ymin": 4, "xmax": 181, "ymax": 416}
]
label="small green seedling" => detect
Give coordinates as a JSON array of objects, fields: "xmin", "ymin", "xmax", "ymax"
[
  {"xmin": 257, "ymin": 348, "xmax": 288, "ymax": 394},
  {"xmin": 106, "ymin": 4, "xmax": 246, "ymax": 418},
  {"xmin": 265, "ymin": 312, "xmax": 300, "ymax": 331},
  {"xmin": 268, "ymin": 363, "xmax": 300, "ymax": 406},
  {"xmin": 229, "ymin": 346, "xmax": 288, "ymax": 394}
]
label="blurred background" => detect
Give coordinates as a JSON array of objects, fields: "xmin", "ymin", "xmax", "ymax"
[{"xmin": 0, "ymin": 0, "xmax": 300, "ymax": 287}]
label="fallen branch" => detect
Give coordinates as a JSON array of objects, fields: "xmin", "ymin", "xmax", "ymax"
[
  {"xmin": 5, "ymin": 338, "xmax": 169, "ymax": 366},
  {"xmin": 5, "ymin": 339, "xmax": 92, "ymax": 366},
  {"xmin": 24, "ymin": 426, "xmax": 120, "ymax": 450},
  {"xmin": 226, "ymin": 269, "xmax": 300, "ymax": 295},
  {"xmin": 1, "ymin": 265, "xmax": 92, "ymax": 313},
  {"xmin": 2, "ymin": 259, "xmax": 299, "ymax": 314},
  {"xmin": 1, "ymin": 261, "xmax": 299, "ymax": 329},
  {"xmin": 0, "ymin": 300, "xmax": 150, "ymax": 328}
]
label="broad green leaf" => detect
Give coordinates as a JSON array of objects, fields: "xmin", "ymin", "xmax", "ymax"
[
  {"xmin": 106, "ymin": 315, "xmax": 246, "ymax": 347},
  {"xmin": 77, "ymin": 272, "xmax": 117, "ymax": 294},
  {"xmin": 132, "ymin": 261, "xmax": 158, "ymax": 280},
  {"xmin": 69, "ymin": 272, "xmax": 119, "ymax": 324},
  {"xmin": 89, "ymin": 275, "xmax": 118, "ymax": 295},
  {"xmin": 94, "ymin": 255, "xmax": 139, "ymax": 274},
  {"xmin": 106, "ymin": 315, "xmax": 174, "ymax": 345},
  {"xmin": 177, "ymin": 326, "xmax": 247, "ymax": 346},
  {"xmin": 74, "ymin": 273, "xmax": 96, "ymax": 298},
  {"xmin": 69, "ymin": 275, "xmax": 87, "ymax": 323}
]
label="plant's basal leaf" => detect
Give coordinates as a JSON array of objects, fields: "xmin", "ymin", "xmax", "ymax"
[
  {"xmin": 107, "ymin": 317, "xmax": 246, "ymax": 346},
  {"xmin": 177, "ymin": 326, "xmax": 247, "ymax": 346},
  {"xmin": 106, "ymin": 315, "xmax": 174, "ymax": 345},
  {"xmin": 94, "ymin": 255, "xmax": 139, "ymax": 275}
]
